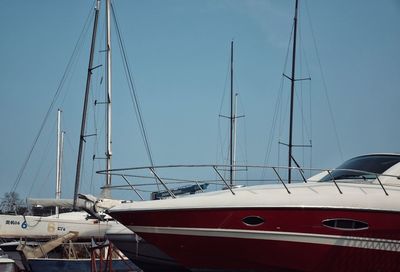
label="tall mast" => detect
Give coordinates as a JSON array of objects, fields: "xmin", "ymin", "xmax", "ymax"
[
  {"xmin": 73, "ymin": 0, "xmax": 101, "ymax": 210},
  {"xmin": 103, "ymin": 0, "xmax": 112, "ymax": 198},
  {"xmin": 229, "ymin": 41, "xmax": 234, "ymax": 186},
  {"xmin": 55, "ymin": 109, "xmax": 62, "ymax": 216},
  {"xmin": 288, "ymin": 0, "xmax": 299, "ymax": 184},
  {"xmin": 232, "ymin": 93, "xmax": 238, "ymax": 184}
]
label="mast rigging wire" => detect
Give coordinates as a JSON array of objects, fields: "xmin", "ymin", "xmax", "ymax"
[
  {"xmin": 27, "ymin": 121, "xmax": 57, "ymax": 198},
  {"xmin": 216, "ymin": 54, "xmax": 231, "ymax": 170},
  {"xmin": 10, "ymin": 2, "xmax": 96, "ymax": 194},
  {"xmin": 304, "ymin": 0, "xmax": 343, "ymax": 161},
  {"xmin": 263, "ymin": 23, "xmax": 293, "ymax": 170},
  {"xmin": 111, "ymin": 3, "xmax": 155, "ymax": 168}
]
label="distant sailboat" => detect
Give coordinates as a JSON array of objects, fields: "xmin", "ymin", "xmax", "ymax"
[
  {"xmin": 0, "ymin": 109, "xmax": 123, "ymax": 270},
  {"xmin": 0, "ymin": 109, "xmax": 115, "ymax": 240}
]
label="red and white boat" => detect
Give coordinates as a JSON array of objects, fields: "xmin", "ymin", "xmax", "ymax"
[
  {"xmin": 109, "ymin": 154, "xmax": 400, "ymax": 271},
  {"xmin": 107, "ymin": 0, "xmax": 400, "ymax": 270}
]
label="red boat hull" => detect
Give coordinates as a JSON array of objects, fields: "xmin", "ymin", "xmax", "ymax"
[{"xmin": 111, "ymin": 208, "xmax": 400, "ymax": 271}]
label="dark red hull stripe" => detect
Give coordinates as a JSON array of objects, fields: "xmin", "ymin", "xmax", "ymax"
[{"xmin": 127, "ymin": 225, "xmax": 400, "ymax": 252}]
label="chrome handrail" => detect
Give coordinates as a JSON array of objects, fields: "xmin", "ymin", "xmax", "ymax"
[{"xmin": 97, "ymin": 164, "xmax": 399, "ymax": 199}]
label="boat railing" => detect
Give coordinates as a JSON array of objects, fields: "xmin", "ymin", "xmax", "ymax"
[{"xmin": 97, "ymin": 164, "xmax": 400, "ymax": 199}]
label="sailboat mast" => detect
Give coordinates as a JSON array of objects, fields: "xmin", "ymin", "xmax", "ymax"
[
  {"xmin": 229, "ymin": 41, "xmax": 234, "ymax": 186},
  {"xmin": 103, "ymin": 0, "xmax": 112, "ymax": 198},
  {"xmin": 55, "ymin": 109, "xmax": 62, "ymax": 216},
  {"xmin": 288, "ymin": 0, "xmax": 299, "ymax": 184},
  {"xmin": 73, "ymin": 0, "xmax": 101, "ymax": 209},
  {"xmin": 232, "ymin": 93, "xmax": 238, "ymax": 184}
]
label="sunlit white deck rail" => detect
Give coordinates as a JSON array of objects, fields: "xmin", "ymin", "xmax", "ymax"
[{"xmin": 97, "ymin": 164, "xmax": 400, "ymax": 200}]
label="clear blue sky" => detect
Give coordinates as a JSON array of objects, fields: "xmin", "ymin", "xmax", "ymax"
[{"xmin": 0, "ymin": 0, "xmax": 399, "ymax": 201}]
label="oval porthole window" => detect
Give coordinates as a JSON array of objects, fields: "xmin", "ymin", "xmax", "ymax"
[
  {"xmin": 242, "ymin": 216, "xmax": 265, "ymax": 226},
  {"xmin": 322, "ymin": 218, "xmax": 368, "ymax": 231}
]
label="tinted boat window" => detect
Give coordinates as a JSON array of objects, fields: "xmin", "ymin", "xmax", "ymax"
[
  {"xmin": 322, "ymin": 219, "xmax": 368, "ymax": 230},
  {"xmin": 320, "ymin": 155, "xmax": 400, "ymax": 182},
  {"xmin": 242, "ymin": 216, "xmax": 265, "ymax": 226}
]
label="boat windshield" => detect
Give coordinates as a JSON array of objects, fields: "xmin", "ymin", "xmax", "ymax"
[{"xmin": 320, "ymin": 154, "xmax": 400, "ymax": 182}]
